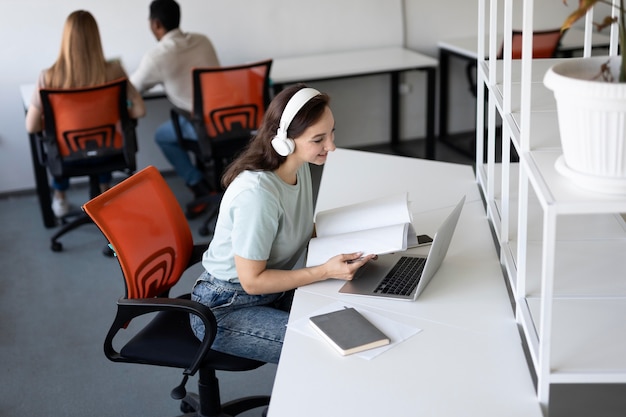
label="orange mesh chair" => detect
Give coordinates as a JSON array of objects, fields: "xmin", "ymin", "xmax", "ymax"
[
  {"xmin": 506, "ymin": 29, "xmax": 565, "ymax": 59},
  {"xmin": 37, "ymin": 78, "xmax": 137, "ymax": 252},
  {"xmin": 171, "ymin": 59, "xmax": 272, "ymax": 235},
  {"xmin": 466, "ymin": 29, "xmax": 565, "ymax": 95},
  {"xmin": 82, "ymin": 165, "xmax": 270, "ymax": 417}
]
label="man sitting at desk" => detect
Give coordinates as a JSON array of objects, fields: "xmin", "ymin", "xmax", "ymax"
[{"xmin": 131, "ymin": 0, "xmax": 220, "ymax": 216}]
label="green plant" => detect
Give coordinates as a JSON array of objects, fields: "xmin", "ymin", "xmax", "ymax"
[{"xmin": 562, "ymin": 0, "xmax": 626, "ymax": 81}]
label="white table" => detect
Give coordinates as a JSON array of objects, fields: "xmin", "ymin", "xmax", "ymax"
[
  {"xmin": 267, "ymin": 148, "xmax": 542, "ymax": 417},
  {"xmin": 271, "ymin": 47, "xmax": 439, "ymax": 159}
]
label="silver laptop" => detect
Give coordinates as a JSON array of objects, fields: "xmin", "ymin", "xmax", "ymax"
[{"xmin": 339, "ymin": 196, "xmax": 465, "ymax": 301}]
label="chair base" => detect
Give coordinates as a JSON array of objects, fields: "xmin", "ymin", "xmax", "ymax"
[
  {"xmin": 176, "ymin": 367, "xmax": 270, "ymax": 417},
  {"xmin": 50, "ymin": 214, "xmax": 93, "ymax": 252},
  {"xmin": 178, "ymin": 393, "xmax": 270, "ymax": 417},
  {"xmin": 50, "ymin": 213, "xmax": 112, "ymax": 256}
]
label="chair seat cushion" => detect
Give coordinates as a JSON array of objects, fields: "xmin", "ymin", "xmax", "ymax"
[
  {"xmin": 120, "ymin": 306, "xmax": 265, "ymax": 372},
  {"xmin": 60, "ymin": 154, "xmax": 131, "ymax": 178}
]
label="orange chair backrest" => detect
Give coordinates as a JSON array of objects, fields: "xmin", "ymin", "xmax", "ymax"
[
  {"xmin": 40, "ymin": 78, "xmax": 128, "ymax": 161},
  {"xmin": 192, "ymin": 60, "xmax": 272, "ymax": 138},
  {"xmin": 499, "ymin": 29, "xmax": 563, "ymax": 59},
  {"xmin": 83, "ymin": 166, "xmax": 194, "ymax": 299}
]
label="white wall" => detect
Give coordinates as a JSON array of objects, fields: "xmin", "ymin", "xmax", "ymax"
[{"xmin": 0, "ymin": 0, "xmax": 579, "ymax": 194}]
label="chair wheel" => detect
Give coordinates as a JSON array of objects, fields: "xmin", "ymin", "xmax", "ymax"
[
  {"xmin": 180, "ymin": 400, "xmax": 196, "ymax": 413},
  {"xmin": 51, "ymin": 241, "xmax": 63, "ymax": 252}
]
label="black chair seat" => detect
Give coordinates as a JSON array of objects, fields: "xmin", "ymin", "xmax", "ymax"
[{"xmin": 120, "ymin": 302, "xmax": 265, "ymax": 372}]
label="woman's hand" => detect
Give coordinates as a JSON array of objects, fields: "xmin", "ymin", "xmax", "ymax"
[
  {"xmin": 234, "ymin": 252, "xmax": 377, "ymax": 295},
  {"xmin": 322, "ymin": 252, "xmax": 377, "ymax": 281}
]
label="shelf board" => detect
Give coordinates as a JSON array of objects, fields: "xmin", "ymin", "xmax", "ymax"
[
  {"xmin": 493, "ymin": 81, "xmax": 555, "ymax": 114},
  {"xmin": 524, "ymin": 151, "xmax": 626, "ymax": 213},
  {"xmin": 510, "ymin": 111, "xmax": 561, "ymax": 150},
  {"xmin": 483, "ymin": 58, "xmax": 569, "ymax": 85},
  {"xmin": 524, "ymin": 237, "xmax": 626, "ymax": 297},
  {"xmin": 524, "ymin": 297, "xmax": 626, "ymax": 381},
  {"xmin": 482, "ymin": 59, "xmax": 565, "ymax": 154},
  {"xmin": 500, "ymin": 240, "xmax": 518, "ymax": 291}
]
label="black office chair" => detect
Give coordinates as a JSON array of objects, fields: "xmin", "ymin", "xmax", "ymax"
[
  {"xmin": 36, "ymin": 78, "xmax": 138, "ymax": 252},
  {"xmin": 82, "ymin": 165, "xmax": 270, "ymax": 416},
  {"xmin": 171, "ymin": 59, "xmax": 272, "ymax": 236}
]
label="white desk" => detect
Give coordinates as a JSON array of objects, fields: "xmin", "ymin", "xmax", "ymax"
[
  {"xmin": 267, "ymin": 149, "xmax": 542, "ymax": 417},
  {"xmin": 271, "ymin": 47, "xmax": 439, "ymax": 159}
]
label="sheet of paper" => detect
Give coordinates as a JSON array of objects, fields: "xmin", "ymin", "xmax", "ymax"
[{"xmin": 289, "ymin": 301, "xmax": 422, "ymax": 360}]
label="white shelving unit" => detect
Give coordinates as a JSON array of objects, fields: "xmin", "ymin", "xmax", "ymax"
[{"xmin": 476, "ymin": 0, "xmax": 626, "ymax": 413}]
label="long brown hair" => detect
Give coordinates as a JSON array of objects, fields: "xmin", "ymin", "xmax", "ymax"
[
  {"xmin": 221, "ymin": 83, "xmax": 330, "ymax": 188},
  {"xmin": 45, "ymin": 10, "xmax": 108, "ymax": 88}
]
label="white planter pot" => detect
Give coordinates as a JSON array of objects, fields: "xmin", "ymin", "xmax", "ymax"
[{"xmin": 544, "ymin": 56, "xmax": 626, "ymax": 194}]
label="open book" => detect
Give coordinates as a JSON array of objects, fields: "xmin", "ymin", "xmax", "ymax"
[{"xmin": 305, "ymin": 193, "xmax": 418, "ymax": 267}]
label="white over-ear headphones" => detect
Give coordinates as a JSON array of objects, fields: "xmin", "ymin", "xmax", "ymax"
[{"xmin": 271, "ymin": 87, "xmax": 321, "ymax": 156}]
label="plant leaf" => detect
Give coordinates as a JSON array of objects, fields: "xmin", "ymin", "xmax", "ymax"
[
  {"xmin": 561, "ymin": 0, "xmax": 602, "ymax": 30},
  {"xmin": 596, "ymin": 15, "xmax": 618, "ymax": 31}
]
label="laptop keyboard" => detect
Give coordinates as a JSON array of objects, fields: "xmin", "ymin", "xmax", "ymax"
[{"xmin": 374, "ymin": 256, "xmax": 426, "ymax": 296}]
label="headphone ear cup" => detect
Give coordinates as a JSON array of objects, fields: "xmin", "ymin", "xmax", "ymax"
[{"xmin": 271, "ymin": 136, "xmax": 295, "ymax": 156}]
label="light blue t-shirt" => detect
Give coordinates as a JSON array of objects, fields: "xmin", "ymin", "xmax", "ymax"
[{"xmin": 201, "ymin": 164, "xmax": 314, "ymax": 282}]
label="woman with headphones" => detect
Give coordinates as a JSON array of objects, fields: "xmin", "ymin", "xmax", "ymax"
[{"xmin": 190, "ymin": 84, "xmax": 376, "ymax": 364}]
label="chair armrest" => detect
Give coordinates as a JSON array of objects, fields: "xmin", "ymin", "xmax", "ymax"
[
  {"xmin": 104, "ymin": 295, "xmax": 217, "ymax": 378},
  {"xmin": 32, "ymin": 131, "xmax": 47, "ymax": 167},
  {"xmin": 170, "ymin": 107, "xmax": 193, "ymax": 146},
  {"xmin": 170, "ymin": 106, "xmax": 192, "ymax": 121},
  {"xmin": 34, "ymin": 131, "xmax": 65, "ymax": 176},
  {"xmin": 171, "ymin": 107, "xmax": 214, "ymax": 161}
]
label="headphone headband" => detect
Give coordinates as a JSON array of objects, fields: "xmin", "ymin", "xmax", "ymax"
[{"xmin": 275, "ymin": 87, "xmax": 321, "ymax": 140}]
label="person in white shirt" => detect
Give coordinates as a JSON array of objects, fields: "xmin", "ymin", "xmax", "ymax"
[{"xmin": 131, "ymin": 0, "xmax": 219, "ymax": 216}]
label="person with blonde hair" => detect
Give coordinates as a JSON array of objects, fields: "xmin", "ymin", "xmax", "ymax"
[{"xmin": 25, "ymin": 10, "xmax": 145, "ymax": 217}]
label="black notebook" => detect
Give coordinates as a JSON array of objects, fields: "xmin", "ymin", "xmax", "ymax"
[{"xmin": 309, "ymin": 307, "xmax": 390, "ymax": 356}]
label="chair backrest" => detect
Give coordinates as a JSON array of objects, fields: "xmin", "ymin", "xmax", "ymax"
[
  {"xmin": 192, "ymin": 59, "xmax": 272, "ymax": 142},
  {"xmin": 39, "ymin": 78, "xmax": 137, "ymax": 176},
  {"xmin": 498, "ymin": 29, "xmax": 564, "ymax": 59},
  {"xmin": 83, "ymin": 165, "xmax": 194, "ymax": 299}
]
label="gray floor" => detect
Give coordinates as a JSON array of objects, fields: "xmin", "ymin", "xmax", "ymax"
[
  {"xmin": 1, "ymin": 138, "xmax": 623, "ymax": 417},
  {"xmin": 0, "ymin": 171, "xmax": 276, "ymax": 417}
]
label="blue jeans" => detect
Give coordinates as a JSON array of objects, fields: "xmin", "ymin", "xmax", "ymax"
[
  {"xmin": 155, "ymin": 115, "xmax": 204, "ymax": 187},
  {"xmin": 190, "ymin": 271, "xmax": 294, "ymax": 364}
]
